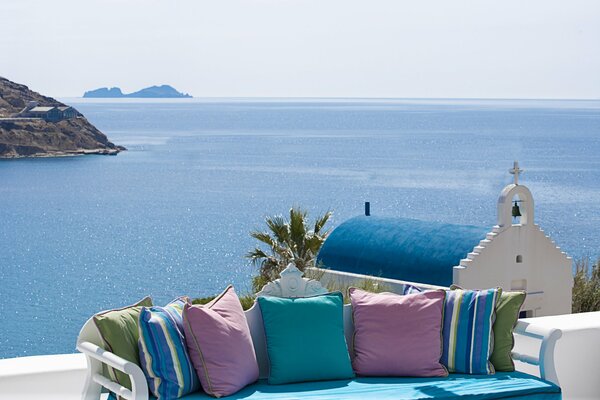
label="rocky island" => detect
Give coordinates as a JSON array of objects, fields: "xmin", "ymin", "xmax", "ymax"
[
  {"xmin": 84, "ymin": 84, "xmax": 192, "ymax": 98},
  {"xmin": 0, "ymin": 77, "xmax": 124, "ymax": 158}
]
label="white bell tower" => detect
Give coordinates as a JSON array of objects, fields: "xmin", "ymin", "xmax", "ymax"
[
  {"xmin": 497, "ymin": 161, "xmax": 534, "ymax": 229},
  {"xmin": 454, "ymin": 162, "xmax": 573, "ymax": 317}
]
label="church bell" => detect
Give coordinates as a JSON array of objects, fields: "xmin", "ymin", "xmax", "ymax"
[{"xmin": 512, "ymin": 201, "xmax": 522, "ymax": 218}]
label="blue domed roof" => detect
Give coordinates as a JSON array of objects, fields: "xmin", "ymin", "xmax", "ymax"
[{"xmin": 316, "ymin": 216, "xmax": 488, "ymax": 287}]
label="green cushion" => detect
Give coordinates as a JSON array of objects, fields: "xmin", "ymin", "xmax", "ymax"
[
  {"xmin": 490, "ymin": 291, "xmax": 526, "ymax": 371},
  {"xmin": 257, "ymin": 292, "xmax": 354, "ymax": 385},
  {"xmin": 93, "ymin": 296, "xmax": 153, "ymax": 390}
]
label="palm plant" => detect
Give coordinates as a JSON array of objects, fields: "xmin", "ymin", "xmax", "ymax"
[
  {"xmin": 572, "ymin": 256, "xmax": 600, "ymax": 313},
  {"xmin": 246, "ymin": 207, "xmax": 332, "ymax": 292}
]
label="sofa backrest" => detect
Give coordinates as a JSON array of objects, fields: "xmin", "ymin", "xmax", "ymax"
[{"xmin": 77, "ymin": 264, "xmax": 354, "ymax": 379}]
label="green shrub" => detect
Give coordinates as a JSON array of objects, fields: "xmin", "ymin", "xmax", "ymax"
[
  {"xmin": 324, "ymin": 276, "xmax": 391, "ymax": 304},
  {"xmin": 191, "ymin": 295, "xmax": 217, "ymax": 305},
  {"xmin": 192, "ymin": 294, "xmax": 256, "ymax": 311},
  {"xmin": 572, "ymin": 257, "xmax": 600, "ymax": 313}
]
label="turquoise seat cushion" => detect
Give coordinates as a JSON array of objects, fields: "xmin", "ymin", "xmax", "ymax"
[
  {"xmin": 257, "ymin": 292, "xmax": 354, "ymax": 384},
  {"xmin": 181, "ymin": 372, "xmax": 560, "ymax": 399}
]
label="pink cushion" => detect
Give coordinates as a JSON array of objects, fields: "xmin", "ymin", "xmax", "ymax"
[
  {"xmin": 349, "ymin": 288, "xmax": 448, "ymax": 377},
  {"xmin": 183, "ymin": 286, "xmax": 259, "ymax": 397}
]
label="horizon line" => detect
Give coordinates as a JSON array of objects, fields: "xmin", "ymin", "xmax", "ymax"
[{"xmin": 58, "ymin": 96, "xmax": 600, "ymax": 102}]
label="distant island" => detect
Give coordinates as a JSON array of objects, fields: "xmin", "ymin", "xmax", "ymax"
[
  {"xmin": 0, "ymin": 76, "xmax": 124, "ymax": 158},
  {"xmin": 83, "ymin": 85, "xmax": 192, "ymax": 98}
]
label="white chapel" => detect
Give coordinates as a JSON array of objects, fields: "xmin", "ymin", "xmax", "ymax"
[{"xmin": 317, "ymin": 162, "xmax": 574, "ymax": 317}]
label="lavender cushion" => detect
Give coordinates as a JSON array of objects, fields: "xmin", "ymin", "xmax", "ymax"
[
  {"xmin": 349, "ymin": 288, "xmax": 448, "ymax": 377},
  {"xmin": 183, "ymin": 286, "xmax": 259, "ymax": 397}
]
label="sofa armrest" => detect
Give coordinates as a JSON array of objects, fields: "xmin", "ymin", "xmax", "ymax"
[
  {"xmin": 77, "ymin": 341, "xmax": 148, "ymax": 400},
  {"xmin": 512, "ymin": 320, "xmax": 562, "ymax": 385}
]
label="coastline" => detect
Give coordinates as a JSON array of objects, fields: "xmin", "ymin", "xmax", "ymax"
[
  {"xmin": 0, "ymin": 147, "xmax": 122, "ymax": 159},
  {"xmin": 0, "ymin": 77, "xmax": 125, "ymax": 159}
]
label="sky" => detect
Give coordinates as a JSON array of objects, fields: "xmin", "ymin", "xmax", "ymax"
[{"xmin": 0, "ymin": 0, "xmax": 599, "ymax": 99}]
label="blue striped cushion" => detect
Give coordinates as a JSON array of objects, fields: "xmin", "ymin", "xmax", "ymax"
[
  {"xmin": 138, "ymin": 297, "xmax": 200, "ymax": 399},
  {"xmin": 441, "ymin": 288, "xmax": 501, "ymax": 375}
]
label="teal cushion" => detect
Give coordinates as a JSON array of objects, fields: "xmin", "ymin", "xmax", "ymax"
[{"xmin": 257, "ymin": 292, "xmax": 354, "ymax": 385}]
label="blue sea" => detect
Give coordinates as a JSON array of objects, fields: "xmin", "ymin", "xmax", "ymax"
[{"xmin": 1, "ymin": 98, "xmax": 599, "ymax": 359}]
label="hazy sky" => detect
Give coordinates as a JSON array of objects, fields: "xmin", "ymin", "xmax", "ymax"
[{"xmin": 1, "ymin": 0, "xmax": 599, "ymax": 98}]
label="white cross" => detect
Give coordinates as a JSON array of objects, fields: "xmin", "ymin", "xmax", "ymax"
[{"xmin": 509, "ymin": 161, "xmax": 523, "ymax": 185}]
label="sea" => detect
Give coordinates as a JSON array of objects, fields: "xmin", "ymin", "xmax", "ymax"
[{"xmin": 1, "ymin": 98, "xmax": 599, "ymax": 359}]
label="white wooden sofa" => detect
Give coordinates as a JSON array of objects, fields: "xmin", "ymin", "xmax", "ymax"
[{"xmin": 77, "ymin": 265, "xmax": 562, "ymax": 400}]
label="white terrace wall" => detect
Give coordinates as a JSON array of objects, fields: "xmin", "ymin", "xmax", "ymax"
[{"xmin": 311, "ymin": 267, "xmax": 447, "ymax": 294}]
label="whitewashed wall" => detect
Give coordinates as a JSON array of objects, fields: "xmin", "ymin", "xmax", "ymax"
[{"xmin": 311, "ymin": 267, "xmax": 446, "ymax": 294}]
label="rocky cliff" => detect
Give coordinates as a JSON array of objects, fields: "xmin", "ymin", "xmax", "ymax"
[{"xmin": 0, "ymin": 77, "xmax": 124, "ymax": 158}]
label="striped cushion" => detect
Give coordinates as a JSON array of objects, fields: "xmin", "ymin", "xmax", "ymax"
[
  {"xmin": 138, "ymin": 297, "xmax": 200, "ymax": 399},
  {"xmin": 441, "ymin": 287, "xmax": 501, "ymax": 375}
]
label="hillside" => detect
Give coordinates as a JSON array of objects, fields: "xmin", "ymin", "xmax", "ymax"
[{"xmin": 0, "ymin": 77, "xmax": 124, "ymax": 158}]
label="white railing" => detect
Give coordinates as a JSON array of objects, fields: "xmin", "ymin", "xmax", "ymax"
[
  {"xmin": 512, "ymin": 322, "xmax": 562, "ymax": 384},
  {"xmin": 77, "ymin": 341, "xmax": 148, "ymax": 400}
]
